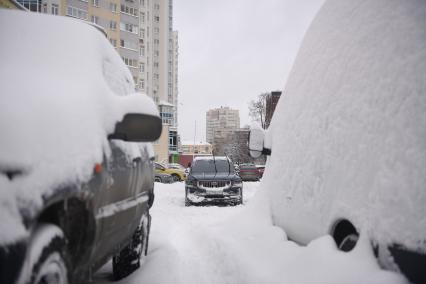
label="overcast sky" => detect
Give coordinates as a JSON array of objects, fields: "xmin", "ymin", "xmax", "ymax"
[{"xmin": 174, "ymin": 0, "xmax": 325, "ymax": 142}]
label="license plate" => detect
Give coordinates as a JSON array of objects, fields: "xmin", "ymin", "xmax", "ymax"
[{"xmin": 207, "ymin": 189, "xmax": 223, "ymax": 195}]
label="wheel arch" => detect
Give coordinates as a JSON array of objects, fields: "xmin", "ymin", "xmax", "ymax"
[{"xmin": 36, "ymin": 197, "xmax": 96, "ymax": 267}]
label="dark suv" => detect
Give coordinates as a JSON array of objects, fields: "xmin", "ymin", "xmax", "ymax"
[
  {"xmin": 0, "ymin": 11, "xmax": 162, "ymax": 284},
  {"xmin": 185, "ymin": 157, "xmax": 243, "ymax": 206}
]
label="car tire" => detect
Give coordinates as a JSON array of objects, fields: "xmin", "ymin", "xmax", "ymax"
[
  {"xmin": 338, "ymin": 233, "xmax": 359, "ymax": 252},
  {"xmin": 154, "ymin": 177, "xmax": 161, "ymax": 182},
  {"xmin": 171, "ymin": 174, "xmax": 180, "ymax": 182},
  {"xmin": 24, "ymin": 223, "xmax": 69, "ymax": 284},
  {"xmin": 112, "ymin": 212, "xmax": 150, "ymax": 281}
]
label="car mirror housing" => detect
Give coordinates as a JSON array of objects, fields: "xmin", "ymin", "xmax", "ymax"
[
  {"xmin": 108, "ymin": 113, "xmax": 162, "ymax": 142},
  {"xmin": 248, "ymin": 125, "xmax": 271, "ymax": 158}
]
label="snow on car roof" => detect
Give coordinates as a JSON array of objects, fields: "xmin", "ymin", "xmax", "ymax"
[{"xmin": 0, "ymin": 10, "xmax": 159, "ymax": 244}]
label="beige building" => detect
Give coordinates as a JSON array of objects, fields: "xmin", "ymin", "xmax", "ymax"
[
  {"xmin": 154, "ymin": 124, "xmax": 170, "ymax": 163},
  {"xmin": 206, "ymin": 107, "xmax": 240, "ymax": 155},
  {"xmin": 181, "ymin": 141, "xmax": 213, "ymax": 155}
]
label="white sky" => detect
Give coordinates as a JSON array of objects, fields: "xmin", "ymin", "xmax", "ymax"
[{"xmin": 174, "ymin": 0, "xmax": 325, "ymax": 142}]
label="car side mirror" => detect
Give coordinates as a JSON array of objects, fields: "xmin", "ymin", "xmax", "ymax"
[
  {"xmin": 108, "ymin": 113, "xmax": 162, "ymax": 142},
  {"xmin": 248, "ymin": 126, "xmax": 271, "ymax": 158}
]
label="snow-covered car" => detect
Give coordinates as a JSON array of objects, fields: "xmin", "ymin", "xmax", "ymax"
[
  {"xmin": 185, "ymin": 157, "xmax": 243, "ymax": 206},
  {"xmin": 0, "ymin": 10, "xmax": 162, "ymax": 284},
  {"xmin": 249, "ymin": 0, "xmax": 426, "ymax": 283}
]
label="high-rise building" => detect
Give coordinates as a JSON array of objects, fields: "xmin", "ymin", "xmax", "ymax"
[
  {"xmin": 18, "ymin": 0, "xmax": 179, "ymax": 163},
  {"xmin": 206, "ymin": 107, "xmax": 240, "ymax": 155}
]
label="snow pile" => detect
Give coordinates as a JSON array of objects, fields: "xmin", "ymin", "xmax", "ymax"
[
  {"xmin": 95, "ymin": 182, "xmax": 406, "ymax": 284},
  {"xmin": 262, "ymin": 0, "xmax": 426, "ymax": 252},
  {"xmin": 0, "ymin": 10, "xmax": 158, "ymax": 244}
]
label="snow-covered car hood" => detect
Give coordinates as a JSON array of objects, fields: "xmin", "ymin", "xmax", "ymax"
[{"xmin": 0, "ymin": 10, "xmax": 159, "ymax": 244}]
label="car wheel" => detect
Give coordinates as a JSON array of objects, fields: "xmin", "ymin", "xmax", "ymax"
[
  {"xmin": 338, "ymin": 233, "xmax": 359, "ymax": 252},
  {"xmin": 23, "ymin": 223, "xmax": 69, "ymax": 284},
  {"xmin": 154, "ymin": 177, "xmax": 161, "ymax": 182},
  {"xmin": 113, "ymin": 212, "xmax": 150, "ymax": 280},
  {"xmin": 171, "ymin": 174, "xmax": 180, "ymax": 182}
]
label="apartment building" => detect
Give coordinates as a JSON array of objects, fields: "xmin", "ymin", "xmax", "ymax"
[
  {"xmin": 17, "ymin": 0, "xmax": 179, "ymax": 163},
  {"xmin": 206, "ymin": 107, "xmax": 240, "ymax": 155}
]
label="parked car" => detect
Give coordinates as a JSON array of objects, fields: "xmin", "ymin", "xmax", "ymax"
[
  {"xmin": 248, "ymin": 1, "xmax": 426, "ymax": 283},
  {"xmin": 0, "ymin": 10, "xmax": 162, "ymax": 284},
  {"xmin": 185, "ymin": 156, "xmax": 243, "ymax": 206},
  {"xmin": 155, "ymin": 172, "xmax": 174, "ymax": 183},
  {"xmin": 167, "ymin": 163, "xmax": 186, "ymax": 171},
  {"xmin": 238, "ymin": 163, "xmax": 261, "ymax": 181},
  {"xmin": 154, "ymin": 162, "xmax": 186, "ymax": 182}
]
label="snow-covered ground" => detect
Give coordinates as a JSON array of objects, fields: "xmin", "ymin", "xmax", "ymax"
[{"xmin": 94, "ymin": 181, "xmax": 407, "ymax": 284}]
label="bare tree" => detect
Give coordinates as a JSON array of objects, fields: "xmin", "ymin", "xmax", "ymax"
[{"xmin": 248, "ymin": 92, "xmax": 269, "ymax": 129}]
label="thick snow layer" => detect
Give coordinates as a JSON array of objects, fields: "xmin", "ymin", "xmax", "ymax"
[
  {"xmin": 262, "ymin": 0, "xmax": 426, "ymax": 254},
  {"xmin": 94, "ymin": 182, "xmax": 406, "ymax": 284},
  {"xmin": 0, "ymin": 10, "xmax": 158, "ymax": 244}
]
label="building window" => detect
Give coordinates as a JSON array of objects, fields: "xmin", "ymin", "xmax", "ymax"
[
  {"xmin": 154, "ymin": 16, "xmax": 159, "ymax": 22},
  {"xmin": 140, "ymin": 46, "xmax": 145, "ymax": 56},
  {"xmin": 109, "ymin": 2, "xmax": 117, "ymax": 12},
  {"xmin": 42, "ymin": 3, "xmax": 47, "ymax": 13},
  {"xmin": 109, "ymin": 21, "xmax": 117, "ymax": 30},
  {"xmin": 109, "ymin": 38, "xmax": 117, "ymax": 47},
  {"xmin": 139, "ymin": 63, "xmax": 144, "ymax": 73},
  {"xmin": 120, "ymin": 22, "xmax": 138, "ymax": 34},
  {"xmin": 153, "ymin": 62, "xmax": 159, "ymax": 68},
  {"xmin": 92, "ymin": 0, "xmax": 99, "ymax": 7},
  {"xmin": 67, "ymin": 6, "xmax": 87, "ymax": 20},
  {"xmin": 120, "ymin": 4, "xmax": 138, "ymax": 16},
  {"xmin": 139, "ymin": 79, "xmax": 144, "ymax": 89},
  {"xmin": 122, "ymin": 57, "xmax": 138, "ymax": 68},
  {"xmin": 140, "ymin": 12, "xmax": 145, "ymax": 23},
  {"xmin": 120, "ymin": 39, "xmax": 138, "ymax": 50},
  {"xmin": 140, "ymin": 28, "xmax": 145, "ymax": 38},
  {"xmin": 91, "ymin": 15, "xmax": 99, "ymax": 24},
  {"xmin": 140, "ymin": 0, "xmax": 144, "ymax": 7},
  {"xmin": 51, "ymin": 3, "xmax": 58, "ymax": 14},
  {"xmin": 154, "ymin": 27, "xmax": 159, "ymax": 34},
  {"xmin": 154, "ymin": 3, "xmax": 159, "ymax": 9}
]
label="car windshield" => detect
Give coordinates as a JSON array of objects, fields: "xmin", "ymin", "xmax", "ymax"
[{"xmin": 191, "ymin": 159, "xmax": 234, "ymax": 174}]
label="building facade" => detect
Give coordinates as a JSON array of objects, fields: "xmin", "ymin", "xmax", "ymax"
[
  {"xmin": 206, "ymin": 107, "xmax": 240, "ymax": 155},
  {"xmin": 17, "ymin": 0, "xmax": 179, "ymax": 162}
]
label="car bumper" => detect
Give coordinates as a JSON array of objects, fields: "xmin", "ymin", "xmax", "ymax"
[
  {"xmin": 186, "ymin": 187, "xmax": 242, "ymax": 205},
  {"xmin": 0, "ymin": 240, "xmax": 27, "ymax": 284}
]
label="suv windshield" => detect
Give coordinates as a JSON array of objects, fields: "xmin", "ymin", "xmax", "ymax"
[{"xmin": 192, "ymin": 159, "xmax": 234, "ymax": 174}]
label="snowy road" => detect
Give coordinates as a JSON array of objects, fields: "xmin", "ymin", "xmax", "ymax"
[{"xmin": 94, "ymin": 182, "xmax": 407, "ymax": 284}]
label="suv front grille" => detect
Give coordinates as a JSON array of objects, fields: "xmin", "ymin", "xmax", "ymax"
[{"xmin": 198, "ymin": 180, "xmax": 231, "ymax": 189}]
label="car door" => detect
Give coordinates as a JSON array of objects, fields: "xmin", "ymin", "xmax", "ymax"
[{"xmin": 92, "ymin": 141, "xmax": 144, "ymax": 260}]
